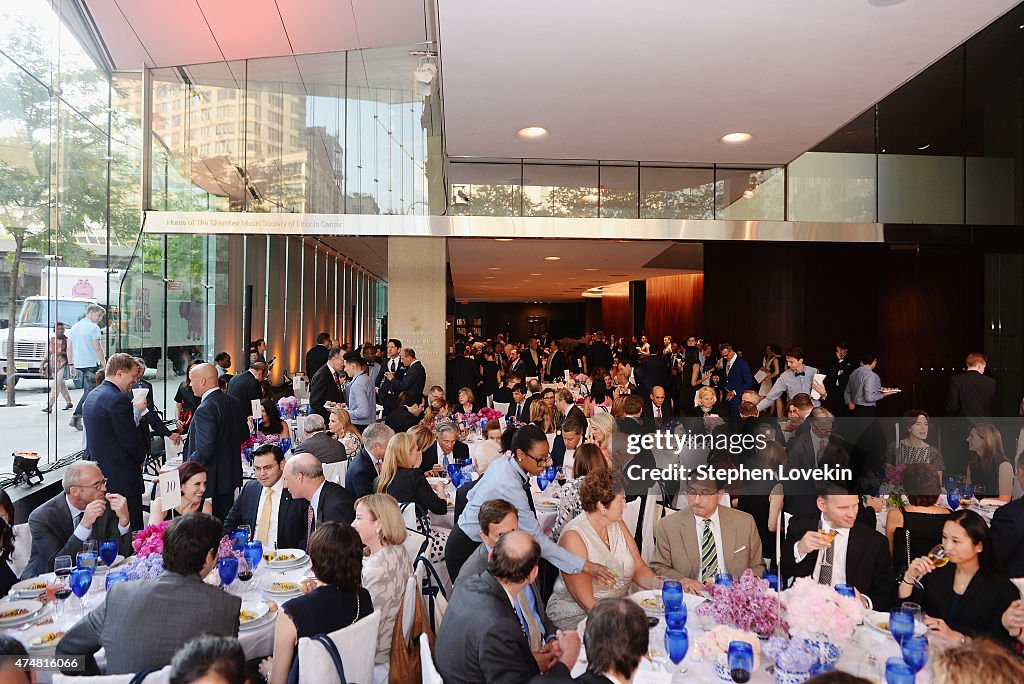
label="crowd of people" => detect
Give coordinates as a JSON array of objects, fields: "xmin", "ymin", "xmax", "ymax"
[{"xmin": 3, "ymin": 327, "xmax": 1023, "ymax": 683}]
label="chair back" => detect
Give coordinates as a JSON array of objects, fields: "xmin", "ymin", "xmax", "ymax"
[
  {"xmin": 296, "ymin": 609, "xmax": 382, "ymax": 684},
  {"xmin": 493, "ymin": 402, "xmax": 510, "ymax": 415},
  {"xmin": 10, "ymin": 522, "xmax": 31, "ymax": 577},
  {"xmin": 419, "ymin": 633, "xmax": 443, "ymax": 684},
  {"xmin": 323, "ymin": 460, "xmax": 348, "ymax": 486},
  {"xmin": 414, "ymin": 555, "xmax": 448, "ymax": 633}
]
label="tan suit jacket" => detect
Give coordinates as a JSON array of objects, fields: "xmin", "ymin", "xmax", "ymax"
[{"xmin": 649, "ymin": 505, "xmax": 766, "ymax": 580}]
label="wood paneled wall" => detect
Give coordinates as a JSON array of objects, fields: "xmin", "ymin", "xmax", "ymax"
[
  {"xmin": 600, "ymin": 282, "xmax": 631, "ymax": 339},
  {"xmin": 644, "ymin": 274, "xmax": 705, "ymax": 345}
]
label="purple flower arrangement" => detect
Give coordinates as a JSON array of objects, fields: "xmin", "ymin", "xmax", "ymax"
[
  {"xmin": 121, "ymin": 553, "xmax": 164, "ymax": 581},
  {"xmin": 696, "ymin": 569, "xmax": 786, "ymax": 637},
  {"xmin": 763, "ymin": 636, "xmax": 817, "ymax": 674},
  {"xmin": 277, "ymin": 396, "xmax": 299, "ymax": 419}
]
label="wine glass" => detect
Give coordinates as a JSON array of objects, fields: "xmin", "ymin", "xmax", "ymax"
[
  {"xmin": 662, "ymin": 580, "xmax": 683, "ymax": 612},
  {"xmin": 70, "ymin": 567, "xmax": 93, "ymax": 612},
  {"xmin": 648, "ymin": 624, "xmax": 669, "ymax": 672},
  {"xmin": 236, "ymin": 555, "xmax": 254, "ymax": 595},
  {"xmin": 556, "ymin": 466, "xmax": 567, "ymax": 486},
  {"xmin": 835, "ymin": 584, "xmax": 856, "ymax": 598},
  {"xmin": 900, "ymin": 635, "xmax": 928, "ymax": 674},
  {"xmin": 51, "ymin": 576, "xmax": 72, "ymax": 624},
  {"xmin": 913, "ymin": 545, "xmax": 948, "ymax": 588},
  {"xmin": 889, "ymin": 608, "xmax": 915, "ymax": 645},
  {"xmin": 544, "ymin": 465, "xmax": 557, "ymax": 482},
  {"xmin": 82, "ymin": 539, "xmax": 98, "ymax": 555},
  {"xmin": 715, "ymin": 572, "xmax": 734, "ymax": 587},
  {"xmin": 537, "ymin": 473, "xmax": 549, "ymax": 492},
  {"xmin": 98, "ymin": 538, "xmax": 118, "ymax": 569},
  {"xmin": 652, "ymin": 576, "xmax": 666, "ymax": 612},
  {"xmin": 959, "ymin": 483, "xmax": 974, "ymax": 508},
  {"xmin": 728, "ymin": 641, "xmax": 754, "ymax": 683},
  {"xmin": 947, "ymin": 489, "xmax": 961, "ymax": 510},
  {"xmin": 244, "ymin": 540, "xmax": 263, "ymax": 574},
  {"xmin": 900, "ymin": 601, "xmax": 922, "ymax": 625},
  {"xmin": 885, "ymin": 656, "xmax": 915, "ymax": 684},
  {"xmin": 218, "ymin": 556, "xmax": 239, "ymax": 589},
  {"xmin": 76, "ymin": 551, "xmax": 98, "ymax": 573},
  {"xmin": 665, "ymin": 606, "xmax": 687, "ymax": 630},
  {"xmin": 53, "ymin": 555, "xmax": 73, "ymax": 579},
  {"xmin": 665, "ymin": 627, "xmax": 688, "ymax": 674}
]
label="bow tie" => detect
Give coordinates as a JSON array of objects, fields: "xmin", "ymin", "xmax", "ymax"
[{"xmin": 793, "ymin": 371, "xmax": 805, "ymax": 377}]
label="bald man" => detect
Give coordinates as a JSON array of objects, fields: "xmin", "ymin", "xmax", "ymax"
[
  {"xmin": 186, "ymin": 363, "xmax": 249, "ymax": 519},
  {"xmin": 281, "ymin": 453, "xmax": 356, "ymax": 536}
]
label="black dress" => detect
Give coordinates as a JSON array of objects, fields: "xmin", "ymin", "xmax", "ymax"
[
  {"xmin": 481, "ymin": 360, "xmax": 500, "ymax": 399},
  {"xmin": 968, "ymin": 456, "xmax": 1010, "ymax": 498},
  {"xmin": 382, "ymin": 468, "xmax": 448, "ymax": 517},
  {"xmin": 284, "ymin": 585, "xmax": 373, "ymax": 638},
  {"xmin": 912, "ymin": 564, "xmax": 1017, "ymax": 645},
  {"xmin": 892, "ymin": 510, "xmax": 949, "ymax": 575}
]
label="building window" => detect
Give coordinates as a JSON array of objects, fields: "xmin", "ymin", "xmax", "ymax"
[{"xmin": 218, "ymin": 90, "xmax": 235, "ymax": 100}]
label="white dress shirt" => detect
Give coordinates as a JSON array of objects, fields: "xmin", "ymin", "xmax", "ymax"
[
  {"xmin": 255, "ymin": 478, "xmax": 285, "ymax": 549},
  {"xmin": 794, "ymin": 516, "xmax": 849, "ymax": 586},
  {"xmin": 67, "ymin": 496, "xmax": 130, "ymax": 541},
  {"xmin": 309, "ymin": 481, "xmax": 326, "ymax": 526},
  {"xmin": 694, "ymin": 508, "xmax": 726, "ymax": 576}
]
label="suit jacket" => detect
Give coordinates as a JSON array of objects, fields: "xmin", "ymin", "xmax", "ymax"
[
  {"xmin": 586, "ymin": 342, "xmax": 614, "ymax": 374},
  {"xmin": 912, "ymin": 564, "xmax": 1017, "ymax": 644},
  {"xmin": 649, "ymin": 506, "xmax": 766, "ymax": 581},
  {"xmin": 382, "ymin": 468, "xmax": 447, "ymax": 516},
  {"xmin": 550, "ymin": 434, "xmax": 571, "ymax": 470},
  {"xmin": 57, "ymin": 571, "xmax": 240, "ymax": 675},
  {"xmin": 990, "ymin": 496, "xmax": 1024, "ymax": 579},
  {"xmin": 226, "ymin": 370, "xmax": 263, "ymax": 406},
  {"xmin": 782, "ymin": 514, "xmax": 897, "ymax": 611},
  {"xmin": 641, "ymin": 401, "xmax": 676, "ymax": 429},
  {"xmin": 435, "ymin": 571, "xmax": 570, "ymax": 684},
  {"xmin": 23, "ymin": 491, "xmax": 133, "ymax": 579},
  {"xmin": 506, "ymin": 359, "xmax": 526, "ymax": 381},
  {"xmin": 385, "ymin": 406, "xmax": 421, "ymax": 434},
  {"xmin": 224, "ymin": 480, "xmax": 309, "ymax": 550},
  {"xmin": 305, "ymin": 344, "xmax": 330, "ymax": 378},
  {"xmin": 786, "ymin": 432, "xmax": 851, "ymax": 472},
  {"xmin": 544, "ymin": 350, "xmax": 569, "ymax": 380},
  {"xmin": 421, "ymin": 440, "xmax": 470, "ymax": 473},
  {"xmin": 457, "ymin": 544, "xmax": 557, "ymax": 639},
  {"xmin": 448, "ymin": 355, "xmax": 481, "ymax": 399},
  {"xmin": 345, "ymin": 447, "xmax": 378, "ymax": 499},
  {"xmin": 719, "ymin": 356, "xmax": 754, "ymax": 411},
  {"xmin": 522, "ymin": 348, "xmax": 542, "ymax": 379},
  {"xmin": 507, "ymin": 400, "xmax": 530, "ymax": 422},
  {"xmin": 294, "ymin": 431, "xmax": 347, "ymax": 465},
  {"xmin": 314, "ymin": 480, "xmax": 356, "ymax": 526},
  {"xmin": 134, "ymin": 379, "xmax": 172, "ymax": 453},
  {"xmin": 946, "ymin": 371, "xmax": 996, "ymax": 418},
  {"xmin": 186, "ymin": 389, "xmax": 248, "ymax": 496},
  {"xmin": 529, "ymin": 673, "xmax": 614, "ymax": 684},
  {"xmin": 309, "ymin": 363, "xmax": 343, "ymax": 422},
  {"xmin": 391, "ymin": 360, "xmax": 427, "ymax": 399},
  {"xmin": 83, "ymin": 380, "xmax": 147, "ymax": 498}
]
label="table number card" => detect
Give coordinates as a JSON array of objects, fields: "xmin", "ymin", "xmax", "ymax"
[
  {"xmin": 158, "ymin": 468, "xmax": 182, "ymax": 509},
  {"xmin": 251, "ymin": 399, "xmax": 262, "ymax": 420},
  {"xmin": 164, "ymin": 436, "xmax": 184, "ymax": 461}
]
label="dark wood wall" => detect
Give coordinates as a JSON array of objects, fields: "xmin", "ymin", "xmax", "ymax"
[
  {"xmin": 644, "ymin": 274, "xmax": 705, "ymax": 346},
  {"xmin": 600, "ymin": 282, "xmax": 631, "ymax": 340}
]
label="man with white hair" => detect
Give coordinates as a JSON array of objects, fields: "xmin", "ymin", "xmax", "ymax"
[
  {"xmin": 345, "ymin": 422, "xmax": 394, "ymax": 498},
  {"xmin": 422, "ymin": 422, "xmax": 470, "ymax": 473},
  {"xmin": 282, "ymin": 453, "xmax": 356, "ymax": 534},
  {"xmin": 23, "ymin": 461, "xmax": 133, "ymax": 578},
  {"xmin": 293, "ymin": 414, "xmax": 346, "ymax": 464}
]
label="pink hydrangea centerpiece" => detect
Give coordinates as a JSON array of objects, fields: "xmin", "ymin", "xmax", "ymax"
[{"xmin": 781, "ymin": 577, "xmax": 866, "ymax": 642}]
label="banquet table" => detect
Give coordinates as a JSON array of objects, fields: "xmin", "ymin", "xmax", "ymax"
[{"xmin": 0, "ymin": 558, "xmax": 307, "ymax": 683}]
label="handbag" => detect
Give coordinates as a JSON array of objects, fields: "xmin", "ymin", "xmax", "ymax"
[{"xmin": 389, "ymin": 575, "xmax": 435, "ymax": 684}]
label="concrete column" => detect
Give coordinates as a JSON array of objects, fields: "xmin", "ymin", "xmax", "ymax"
[{"xmin": 387, "ymin": 237, "xmax": 446, "ymax": 394}]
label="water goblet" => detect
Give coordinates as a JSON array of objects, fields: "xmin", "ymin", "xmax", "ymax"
[
  {"xmin": 715, "ymin": 572, "xmax": 734, "ymax": 587},
  {"xmin": 537, "ymin": 474, "xmax": 549, "ymax": 492},
  {"xmin": 947, "ymin": 489, "xmax": 960, "ymax": 511},
  {"xmin": 105, "ymin": 570, "xmax": 128, "ymax": 591},
  {"xmin": 728, "ymin": 641, "xmax": 754, "ymax": 683},
  {"xmin": 889, "ymin": 608, "xmax": 915, "ymax": 646},
  {"xmin": 76, "ymin": 551, "xmax": 98, "ymax": 573},
  {"xmin": 244, "ymin": 540, "xmax": 263, "ymax": 572},
  {"xmin": 763, "ymin": 571, "xmax": 780, "ymax": 592},
  {"xmin": 885, "ymin": 656, "xmax": 915, "ymax": 684},
  {"xmin": 70, "ymin": 567, "xmax": 93, "ymax": 612},
  {"xmin": 218, "ymin": 556, "xmax": 239, "ymax": 589},
  {"xmin": 665, "ymin": 627, "xmax": 688, "ymax": 674},
  {"xmin": 835, "ymin": 584, "xmax": 856, "ymax": 598},
  {"xmin": 662, "ymin": 580, "xmax": 683, "ymax": 612},
  {"xmin": 545, "ymin": 465, "xmax": 557, "ymax": 482},
  {"xmin": 900, "ymin": 634, "xmax": 928, "ymax": 674},
  {"xmin": 664, "ymin": 606, "xmax": 687, "ymax": 630},
  {"xmin": 900, "ymin": 601, "xmax": 922, "ymax": 625},
  {"xmin": 98, "ymin": 538, "xmax": 118, "ymax": 568}
]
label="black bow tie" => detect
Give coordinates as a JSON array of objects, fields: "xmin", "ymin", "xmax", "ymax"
[{"xmin": 793, "ymin": 371, "xmax": 805, "ymax": 377}]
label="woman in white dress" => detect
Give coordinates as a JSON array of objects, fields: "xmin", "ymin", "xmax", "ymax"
[{"xmin": 546, "ymin": 468, "xmax": 658, "ymax": 630}]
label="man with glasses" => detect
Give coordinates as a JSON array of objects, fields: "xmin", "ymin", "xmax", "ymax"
[
  {"xmin": 649, "ymin": 475, "xmax": 765, "ymax": 595},
  {"xmin": 23, "ymin": 461, "xmax": 132, "ymax": 578},
  {"xmin": 224, "ymin": 444, "xmax": 309, "ymax": 550}
]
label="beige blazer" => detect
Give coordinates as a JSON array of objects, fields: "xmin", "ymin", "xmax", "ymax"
[{"xmin": 649, "ymin": 505, "xmax": 766, "ymax": 580}]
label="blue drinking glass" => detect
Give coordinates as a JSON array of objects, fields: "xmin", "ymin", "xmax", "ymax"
[
  {"xmin": 537, "ymin": 474, "xmax": 549, "ymax": 491},
  {"xmin": 889, "ymin": 608, "xmax": 915, "ymax": 645},
  {"xmin": 763, "ymin": 571, "xmax": 779, "ymax": 591},
  {"xmin": 665, "ymin": 606, "xmax": 687, "ymax": 630},
  {"xmin": 76, "ymin": 551, "xmax": 98, "ymax": 572},
  {"xmin": 662, "ymin": 580, "xmax": 683, "ymax": 612},
  {"xmin": 811, "ymin": 661, "xmax": 835, "ymax": 675},
  {"xmin": 727, "ymin": 641, "xmax": 754, "ymax": 683},
  {"xmin": 545, "ymin": 465, "xmax": 557, "ymax": 481},
  {"xmin": 835, "ymin": 583, "xmax": 856, "ymax": 598},
  {"xmin": 218, "ymin": 556, "xmax": 238, "ymax": 587},
  {"xmin": 900, "ymin": 635, "xmax": 928, "ymax": 674},
  {"xmin": 98, "ymin": 539, "xmax": 118, "ymax": 568},
  {"xmin": 451, "ymin": 470, "xmax": 463, "ymax": 488},
  {"xmin": 70, "ymin": 567, "xmax": 92, "ymax": 610},
  {"xmin": 280, "ymin": 438, "xmax": 292, "ymax": 453},
  {"xmin": 665, "ymin": 628, "xmax": 688, "ymax": 669},
  {"xmin": 960, "ymin": 483, "xmax": 973, "ymax": 502},
  {"xmin": 885, "ymin": 656, "xmax": 915, "ymax": 684},
  {"xmin": 446, "ymin": 463, "xmax": 458, "ymax": 478},
  {"xmin": 715, "ymin": 572, "xmax": 734, "ymax": 587},
  {"xmin": 105, "ymin": 570, "xmax": 128, "ymax": 591},
  {"xmin": 943, "ymin": 476, "xmax": 956, "ymax": 492},
  {"xmin": 244, "ymin": 540, "xmax": 263, "ymax": 571},
  {"xmin": 230, "ymin": 529, "xmax": 248, "ymax": 552},
  {"xmin": 947, "ymin": 489, "xmax": 960, "ymax": 510}
]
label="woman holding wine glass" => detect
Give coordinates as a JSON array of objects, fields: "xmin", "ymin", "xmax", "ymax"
[
  {"xmin": 897, "ymin": 509, "xmax": 1017, "ymax": 644},
  {"xmin": 149, "ymin": 461, "xmax": 213, "ymax": 524}
]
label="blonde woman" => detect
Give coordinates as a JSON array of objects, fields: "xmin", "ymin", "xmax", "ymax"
[
  {"xmin": 455, "ymin": 387, "xmax": 476, "ymax": 416},
  {"xmin": 377, "ymin": 432, "xmax": 449, "ymax": 564},
  {"xmin": 589, "ymin": 411, "xmax": 617, "ymax": 463},
  {"xmin": 328, "ymin": 406, "xmax": 362, "ymax": 457},
  {"xmin": 530, "ymin": 398, "xmax": 556, "ymax": 434},
  {"xmin": 351, "ymin": 494, "xmax": 412, "ymax": 667}
]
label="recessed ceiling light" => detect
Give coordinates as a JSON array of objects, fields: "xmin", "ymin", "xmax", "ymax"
[
  {"xmin": 516, "ymin": 126, "xmax": 549, "ymax": 140},
  {"xmin": 719, "ymin": 132, "xmax": 753, "ymax": 145},
  {"xmin": 488, "ymin": 267, "xmax": 501, "ymax": 270},
  {"xmin": 584, "ymin": 268, "xmax": 598, "ymax": 271},
  {"xmin": 544, "ymin": 256, "xmax": 560, "ymax": 261},
  {"xmin": 494, "ymin": 238, "xmax": 513, "ymax": 242},
  {"xmin": 529, "ymin": 273, "xmax": 542, "ymax": 276},
  {"xmin": 917, "ymin": 143, "xmax": 930, "ymax": 150}
]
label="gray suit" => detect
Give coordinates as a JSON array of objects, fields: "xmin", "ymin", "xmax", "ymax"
[
  {"xmin": 649, "ymin": 506, "xmax": 766, "ymax": 581},
  {"xmin": 57, "ymin": 571, "xmax": 241, "ymax": 674},
  {"xmin": 22, "ymin": 491, "xmax": 132, "ymax": 580},
  {"xmin": 294, "ymin": 431, "xmax": 347, "ymax": 464}
]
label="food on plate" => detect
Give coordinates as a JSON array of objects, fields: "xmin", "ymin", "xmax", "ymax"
[
  {"xmin": 240, "ymin": 610, "xmax": 259, "ymax": 623},
  {"xmin": 270, "ymin": 582, "xmax": 298, "ymax": 592},
  {"xmin": 32, "ymin": 631, "xmax": 64, "ymax": 646},
  {"xmin": 263, "ymin": 552, "xmax": 277, "ymax": 562},
  {"xmin": 640, "ymin": 597, "xmax": 661, "ymax": 610},
  {"xmin": 274, "ymin": 553, "xmax": 295, "ymax": 562},
  {"xmin": 25, "ymin": 582, "xmax": 46, "ymax": 591},
  {"xmin": 0, "ymin": 608, "xmax": 29, "ymax": 619}
]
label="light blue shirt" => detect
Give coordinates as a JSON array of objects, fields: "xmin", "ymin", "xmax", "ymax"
[
  {"xmin": 845, "ymin": 364, "xmax": 885, "ymax": 407},
  {"xmin": 458, "ymin": 455, "xmax": 585, "ymax": 574},
  {"xmin": 68, "ymin": 318, "xmax": 101, "ymax": 368},
  {"xmin": 345, "ymin": 370, "xmax": 375, "ymax": 425},
  {"xmin": 309, "ymin": 481, "xmax": 325, "ymax": 525},
  {"xmin": 757, "ymin": 364, "xmax": 821, "ymax": 413}
]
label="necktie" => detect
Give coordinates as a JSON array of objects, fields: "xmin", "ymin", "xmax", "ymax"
[
  {"xmin": 819, "ymin": 538, "xmax": 835, "ymax": 585},
  {"xmin": 515, "ymin": 588, "xmax": 544, "ymax": 651},
  {"xmin": 700, "ymin": 518, "xmax": 718, "ymax": 583},
  {"xmin": 334, "ymin": 371, "xmax": 342, "ymax": 392},
  {"xmin": 727, "ymin": 359, "xmax": 733, "ymax": 375},
  {"xmin": 655, "ymin": 406, "xmax": 661, "ymax": 418},
  {"xmin": 74, "ymin": 512, "xmax": 84, "ymax": 529},
  {"xmin": 522, "ymin": 477, "xmax": 537, "ymax": 515},
  {"xmin": 373, "ymin": 458, "xmax": 381, "ymax": 474},
  {"xmin": 441, "ymin": 452, "xmax": 450, "ymax": 469},
  {"xmin": 815, "ymin": 438, "xmax": 827, "ymax": 464},
  {"xmin": 306, "ymin": 505, "xmax": 315, "ymax": 543},
  {"xmin": 256, "ymin": 487, "xmax": 274, "ymax": 543}
]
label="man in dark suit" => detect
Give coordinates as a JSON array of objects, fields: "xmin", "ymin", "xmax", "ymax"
[
  {"xmin": 385, "ymin": 392, "xmax": 425, "ymax": 434},
  {"xmin": 283, "ymin": 453, "xmax": 356, "ymax": 532},
  {"xmin": 714, "ymin": 343, "xmax": 753, "ymax": 417},
  {"xmin": 506, "ymin": 346, "xmax": 526, "ymax": 381},
  {"xmin": 305, "ymin": 332, "xmax": 332, "ymax": 378},
  {"xmin": 527, "ymin": 598, "xmax": 649, "ymax": 684},
  {"xmin": 131, "ymin": 358, "xmax": 180, "ymax": 458},
  {"xmin": 585, "ymin": 331, "xmax": 614, "ymax": 373},
  {"xmin": 520, "ymin": 379, "xmax": 543, "ymax": 422},
  {"xmin": 554, "ymin": 389, "xmax": 586, "ymax": 431},
  {"xmin": 550, "ymin": 414, "xmax": 585, "ymax": 471},
  {"xmin": 226, "ymin": 361, "xmax": 267, "ymax": 407},
  {"xmin": 381, "ymin": 348, "xmax": 427, "ymax": 407},
  {"xmin": 784, "ymin": 408, "xmax": 855, "ymax": 518},
  {"xmin": 378, "ymin": 339, "xmax": 404, "ymax": 415},
  {"xmin": 308, "ymin": 346, "xmax": 345, "ymax": 423},
  {"xmin": 990, "ymin": 452, "xmax": 1024, "ymax": 578},
  {"xmin": 522, "ymin": 339, "xmax": 542, "ymax": 379},
  {"xmin": 641, "ymin": 385, "xmax": 675, "ymax": 428},
  {"xmin": 447, "ymin": 342, "xmax": 481, "ymax": 400},
  {"xmin": 292, "ymin": 414, "xmax": 346, "ymax": 464},
  {"xmin": 186, "ymin": 363, "xmax": 249, "ymax": 520},
  {"xmin": 421, "ymin": 422, "xmax": 470, "ymax": 473},
  {"xmin": 57, "ymin": 514, "xmax": 239, "ymax": 675},
  {"xmin": 436, "ymin": 531, "xmax": 580, "ymax": 684},
  {"xmin": 23, "ymin": 462, "xmax": 133, "ymax": 579},
  {"xmin": 946, "ymin": 352, "xmax": 996, "ymax": 418},
  {"xmin": 507, "ymin": 383, "xmax": 529, "ymax": 422},
  {"xmin": 224, "ymin": 444, "xmax": 309, "ymax": 550},
  {"xmin": 345, "ymin": 423, "xmax": 395, "ymax": 498},
  {"xmin": 542, "ymin": 340, "xmax": 569, "ymax": 382},
  {"xmin": 83, "ymin": 353, "xmax": 149, "ymax": 529},
  {"xmin": 822, "ymin": 343, "xmax": 855, "ymax": 416},
  {"xmin": 782, "ymin": 485, "xmax": 896, "ymax": 611}
]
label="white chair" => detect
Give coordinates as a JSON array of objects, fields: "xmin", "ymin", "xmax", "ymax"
[
  {"xmin": 10, "ymin": 522, "xmax": 31, "ymax": 577},
  {"xmin": 322, "ymin": 460, "xmax": 348, "ymax": 486},
  {"xmin": 420, "ymin": 633, "xmax": 443, "ymax": 684},
  {"xmin": 296, "ymin": 608, "xmax": 382, "ymax": 684},
  {"xmin": 622, "ymin": 497, "xmax": 643, "ymax": 542},
  {"xmin": 545, "ymin": 433, "xmax": 556, "ymax": 450},
  {"xmin": 493, "ymin": 402, "xmax": 510, "ymax": 416},
  {"xmin": 376, "ymin": 404, "xmax": 384, "ymax": 420}
]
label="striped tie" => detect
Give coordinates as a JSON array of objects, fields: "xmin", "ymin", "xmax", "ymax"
[{"xmin": 700, "ymin": 518, "xmax": 718, "ymax": 583}]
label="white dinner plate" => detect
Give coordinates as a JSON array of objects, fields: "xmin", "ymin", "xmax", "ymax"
[
  {"xmin": 238, "ymin": 599, "xmax": 273, "ymax": 630},
  {"xmin": 264, "ymin": 549, "xmax": 307, "ymax": 568},
  {"xmin": 865, "ymin": 610, "xmax": 927, "ymax": 637},
  {"xmin": 630, "ymin": 589, "xmax": 706, "ymax": 616},
  {"xmin": 0, "ymin": 600, "xmax": 44, "ymax": 626},
  {"xmin": 9, "ymin": 578, "xmax": 49, "ymax": 598},
  {"xmin": 262, "ymin": 577, "xmax": 304, "ymax": 596},
  {"xmin": 28, "ymin": 630, "xmax": 65, "ymax": 650}
]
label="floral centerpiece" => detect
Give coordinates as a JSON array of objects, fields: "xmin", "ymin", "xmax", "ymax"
[
  {"xmin": 692, "ymin": 625, "xmax": 762, "ymax": 673},
  {"xmin": 218, "ymin": 535, "xmax": 244, "ymax": 560},
  {"xmin": 120, "ymin": 521, "xmax": 170, "ymax": 581},
  {"xmin": 763, "ymin": 636, "xmax": 818, "ymax": 683},
  {"xmin": 781, "ymin": 577, "xmax": 865, "ymax": 643},
  {"xmin": 697, "ymin": 569, "xmax": 786, "ymax": 637},
  {"xmin": 879, "ymin": 464, "xmax": 909, "ymax": 509},
  {"xmin": 277, "ymin": 396, "xmax": 299, "ymax": 419},
  {"xmin": 241, "ymin": 433, "xmax": 281, "ymax": 466}
]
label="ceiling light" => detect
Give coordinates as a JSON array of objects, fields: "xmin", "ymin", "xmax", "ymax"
[
  {"xmin": 719, "ymin": 132, "xmax": 753, "ymax": 145},
  {"xmin": 495, "ymin": 238, "xmax": 513, "ymax": 242},
  {"xmin": 529, "ymin": 273, "xmax": 542, "ymax": 276},
  {"xmin": 544, "ymin": 256, "xmax": 560, "ymax": 261},
  {"xmin": 516, "ymin": 126, "xmax": 549, "ymax": 140},
  {"xmin": 585, "ymin": 268, "xmax": 598, "ymax": 271},
  {"xmin": 488, "ymin": 267, "xmax": 501, "ymax": 270},
  {"xmin": 917, "ymin": 143, "xmax": 931, "ymax": 150}
]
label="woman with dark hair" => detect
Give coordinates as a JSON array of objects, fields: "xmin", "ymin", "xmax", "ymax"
[
  {"xmin": 966, "ymin": 424, "xmax": 1013, "ymax": 502},
  {"xmin": 885, "ymin": 410, "xmax": 945, "ymax": 472},
  {"xmin": 885, "ymin": 462, "xmax": 949, "ymax": 574},
  {"xmin": 898, "ymin": 509, "xmax": 1017, "ymax": 645},
  {"xmin": 552, "ymin": 443, "xmax": 613, "ymax": 541},
  {"xmin": 583, "ymin": 368, "xmax": 612, "ymax": 417},
  {"xmin": 254, "ymin": 398, "xmax": 290, "ymax": 440},
  {"xmin": 149, "ymin": 461, "xmax": 213, "ymax": 523},
  {"xmin": 265, "ymin": 522, "xmax": 374, "ymax": 684},
  {"xmin": 174, "ymin": 359, "xmax": 204, "ymax": 432},
  {"xmin": 0, "ymin": 491, "xmax": 17, "ymax": 596}
]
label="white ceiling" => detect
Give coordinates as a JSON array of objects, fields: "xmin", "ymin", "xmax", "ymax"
[
  {"xmin": 447, "ymin": 238, "xmax": 698, "ymax": 302},
  {"xmin": 436, "ymin": 0, "xmax": 1019, "ymax": 164}
]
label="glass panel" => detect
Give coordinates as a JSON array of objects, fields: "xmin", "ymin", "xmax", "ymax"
[
  {"xmin": 598, "ymin": 165, "xmax": 638, "ymax": 219},
  {"xmin": 448, "ymin": 161, "xmax": 522, "ymax": 216},
  {"xmin": 715, "ymin": 167, "xmax": 785, "ymax": 220},
  {"xmin": 522, "ymin": 163, "xmax": 599, "ymax": 218},
  {"xmin": 878, "ymin": 155, "xmax": 964, "ymax": 224},
  {"xmin": 640, "ymin": 167, "xmax": 714, "ymax": 219},
  {"xmin": 787, "ymin": 152, "xmax": 877, "ymax": 222}
]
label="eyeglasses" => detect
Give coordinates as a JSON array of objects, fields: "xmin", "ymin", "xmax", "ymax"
[
  {"xmin": 79, "ymin": 479, "xmax": 108, "ymax": 490},
  {"xmin": 253, "ymin": 465, "xmax": 279, "ymax": 474},
  {"xmin": 523, "ymin": 452, "xmax": 552, "ymax": 466},
  {"xmin": 685, "ymin": 488, "xmax": 718, "ymax": 498}
]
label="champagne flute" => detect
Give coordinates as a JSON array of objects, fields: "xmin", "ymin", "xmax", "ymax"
[{"xmin": 913, "ymin": 545, "xmax": 948, "ymax": 589}]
